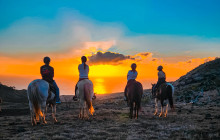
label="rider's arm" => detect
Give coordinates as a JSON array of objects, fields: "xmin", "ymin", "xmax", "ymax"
[
  {"xmin": 135, "ymin": 71, "xmax": 138, "ymax": 79},
  {"xmin": 40, "ymin": 66, "xmax": 43, "ymax": 76},
  {"xmin": 127, "ymin": 71, "xmax": 129, "ymax": 79},
  {"xmin": 52, "ymin": 67, "xmax": 54, "ymax": 78}
]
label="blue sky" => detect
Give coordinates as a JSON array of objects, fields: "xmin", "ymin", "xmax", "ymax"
[
  {"xmin": 0, "ymin": 0, "xmax": 219, "ymax": 58},
  {"xmin": 1, "ymin": 0, "xmax": 220, "ymax": 37}
]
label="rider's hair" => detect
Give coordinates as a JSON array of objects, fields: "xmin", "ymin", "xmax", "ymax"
[{"xmin": 81, "ymin": 56, "xmax": 87, "ymax": 69}]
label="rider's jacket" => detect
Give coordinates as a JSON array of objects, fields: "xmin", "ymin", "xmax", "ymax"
[
  {"xmin": 78, "ymin": 63, "xmax": 89, "ymax": 79},
  {"xmin": 127, "ymin": 70, "xmax": 138, "ymax": 81},
  {"xmin": 40, "ymin": 65, "xmax": 54, "ymax": 83},
  {"xmin": 158, "ymin": 71, "xmax": 166, "ymax": 81}
]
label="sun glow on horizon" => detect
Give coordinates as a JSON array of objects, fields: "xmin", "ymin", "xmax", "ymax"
[
  {"xmin": 93, "ymin": 78, "xmax": 106, "ymax": 94},
  {"xmin": 0, "ymin": 51, "xmax": 216, "ymax": 94}
]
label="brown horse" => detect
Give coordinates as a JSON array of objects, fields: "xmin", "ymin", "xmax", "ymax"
[
  {"xmin": 152, "ymin": 83, "xmax": 174, "ymax": 117},
  {"xmin": 126, "ymin": 80, "xmax": 143, "ymax": 119}
]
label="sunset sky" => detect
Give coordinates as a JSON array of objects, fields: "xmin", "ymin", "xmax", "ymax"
[{"xmin": 0, "ymin": 0, "xmax": 219, "ymax": 94}]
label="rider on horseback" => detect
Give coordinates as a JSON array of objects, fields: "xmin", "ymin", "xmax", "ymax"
[
  {"xmin": 40, "ymin": 56, "xmax": 61, "ymax": 104},
  {"xmin": 154, "ymin": 65, "xmax": 166, "ymax": 95},
  {"xmin": 124, "ymin": 63, "xmax": 138, "ymax": 101},
  {"xmin": 73, "ymin": 56, "xmax": 96, "ymax": 101}
]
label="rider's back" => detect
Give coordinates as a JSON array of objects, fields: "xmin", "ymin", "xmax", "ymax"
[
  {"xmin": 40, "ymin": 65, "xmax": 54, "ymax": 83},
  {"xmin": 78, "ymin": 64, "xmax": 89, "ymax": 79}
]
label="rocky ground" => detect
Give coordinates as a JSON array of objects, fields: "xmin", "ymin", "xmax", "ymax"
[{"xmin": 0, "ymin": 90, "xmax": 219, "ymax": 140}]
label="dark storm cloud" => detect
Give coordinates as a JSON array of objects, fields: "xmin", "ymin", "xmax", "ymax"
[{"xmin": 88, "ymin": 51, "xmax": 135, "ymax": 65}]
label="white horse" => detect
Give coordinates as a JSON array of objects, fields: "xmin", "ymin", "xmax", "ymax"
[
  {"xmin": 76, "ymin": 79, "xmax": 95, "ymax": 119},
  {"xmin": 27, "ymin": 79, "xmax": 57, "ymax": 125}
]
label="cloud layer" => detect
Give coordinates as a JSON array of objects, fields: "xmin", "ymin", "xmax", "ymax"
[
  {"xmin": 0, "ymin": 9, "xmax": 219, "ymax": 59},
  {"xmin": 88, "ymin": 51, "xmax": 135, "ymax": 65}
]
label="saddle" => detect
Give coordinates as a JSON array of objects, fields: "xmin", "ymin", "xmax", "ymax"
[
  {"xmin": 47, "ymin": 83, "xmax": 56, "ymax": 103},
  {"xmin": 155, "ymin": 82, "xmax": 167, "ymax": 97}
]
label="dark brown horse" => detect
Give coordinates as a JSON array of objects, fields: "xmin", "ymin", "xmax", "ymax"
[
  {"xmin": 126, "ymin": 80, "xmax": 143, "ymax": 119},
  {"xmin": 152, "ymin": 83, "xmax": 174, "ymax": 117}
]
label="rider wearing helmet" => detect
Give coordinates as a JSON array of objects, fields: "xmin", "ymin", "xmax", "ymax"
[
  {"xmin": 73, "ymin": 56, "xmax": 89, "ymax": 101},
  {"xmin": 124, "ymin": 63, "xmax": 138, "ymax": 101},
  {"xmin": 40, "ymin": 56, "xmax": 61, "ymax": 104},
  {"xmin": 154, "ymin": 65, "xmax": 166, "ymax": 91}
]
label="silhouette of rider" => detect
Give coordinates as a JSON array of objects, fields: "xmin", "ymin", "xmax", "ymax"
[
  {"xmin": 154, "ymin": 65, "xmax": 166, "ymax": 91},
  {"xmin": 40, "ymin": 56, "xmax": 61, "ymax": 104},
  {"xmin": 73, "ymin": 56, "xmax": 96, "ymax": 101},
  {"xmin": 124, "ymin": 63, "xmax": 138, "ymax": 101}
]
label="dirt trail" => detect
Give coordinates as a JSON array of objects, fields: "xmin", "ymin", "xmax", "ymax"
[{"xmin": 0, "ymin": 92, "xmax": 219, "ymax": 140}]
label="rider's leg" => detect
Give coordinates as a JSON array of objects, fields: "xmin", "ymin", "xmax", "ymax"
[
  {"xmin": 53, "ymin": 81, "xmax": 61, "ymax": 103},
  {"xmin": 73, "ymin": 82, "xmax": 79, "ymax": 100}
]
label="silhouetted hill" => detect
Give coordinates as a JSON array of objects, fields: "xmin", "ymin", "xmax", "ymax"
[
  {"xmin": 173, "ymin": 58, "xmax": 220, "ymax": 103},
  {"xmin": 174, "ymin": 58, "xmax": 220, "ymax": 90},
  {"xmin": 0, "ymin": 83, "xmax": 28, "ymax": 103}
]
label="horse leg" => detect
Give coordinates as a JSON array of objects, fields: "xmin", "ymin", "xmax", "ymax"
[
  {"xmin": 85, "ymin": 103, "xmax": 89, "ymax": 119},
  {"xmin": 78, "ymin": 108, "xmax": 82, "ymax": 119},
  {"xmin": 134, "ymin": 103, "xmax": 136, "ymax": 119},
  {"xmin": 154, "ymin": 98, "xmax": 158, "ymax": 116},
  {"xmin": 53, "ymin": 104, "xmax": 57, "ymax": 122},
  {"xmin": 135, "ymin": 102, "xmax": 138, "ymax": 119},
  {"xmin": 29, "ymin": 102, "xmax": 36, "ymax": 126},
  {"xmin": 30, "ymin": 109, "xmax": 36, "ymax": 126},
  {"xmin": 159, "ymin": 100, "xmax": 164, "ymax": 117},
  {"xmin": 41, "ymin": 103, "xmax": 47, "ymax": 124},
  {"xmin": 164, "ymin": 104, "xmax": 169, "ymax": 117},
  {"xmin": 51, "ymin": 105, "xmax": 57, "ymax": 123},
  {"xmin": 130, "ymin": 102, "xmax": 133, "ymax": 119},
  {"xmin": 83, "ymin": 107, "xmax": 85, "ymax": 119}
]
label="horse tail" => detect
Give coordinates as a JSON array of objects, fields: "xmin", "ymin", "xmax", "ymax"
[
  {"xmin": 136, "ymin": 82, "xmax": 143, "ymax": 111},
  {"xmin": 30, "ymin": 82, "xmax": 43, "ymax": 120},
  {"xmin": 84, "ymin": 83, "xmax": 94, "ymax": 115},
  {"xmin": 167, "ymin": 85, "xmax": 174, "ymax": 109}
]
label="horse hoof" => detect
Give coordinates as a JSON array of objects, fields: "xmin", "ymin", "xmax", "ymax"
[
  {"xmin": 32, "ymin": 121, "xmax": 36, "ymax": 126},
  {"xmin": 154, "ymin": 112, "xmax": 158, "ymax": 116},
  {"xmin": 164, "ymin": 114, "xmax": 167, "ymax": 117},
  {"xmin": 54, "ymin": 118, "xmax": 58, "ymax": 123},
  {"xmin": 159, "ymin": 113, "xmax": 163, "ymax": 117}
]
